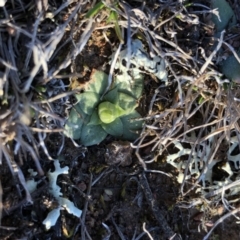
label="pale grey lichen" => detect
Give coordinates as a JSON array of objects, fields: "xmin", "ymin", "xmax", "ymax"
[
  {"xmin": 166, "ymin": 132, "xmax": 240, "ymax": 197},
  {"xmin": 42, "ymin": 160, "xmax": 82, "ymax": 230},
  {"xmin": 114, "ymin": 39, "xmax": 168, "ymax": 85}
]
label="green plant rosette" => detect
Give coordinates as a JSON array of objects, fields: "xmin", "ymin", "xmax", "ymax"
[{"xmin": 64, "ymin": 69, "xmax": 144, "ymax": 146}]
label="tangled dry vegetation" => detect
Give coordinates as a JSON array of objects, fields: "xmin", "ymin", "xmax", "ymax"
[{"xmin": 1, "ymin": 0, "xmax": 240, "ymax": 239}]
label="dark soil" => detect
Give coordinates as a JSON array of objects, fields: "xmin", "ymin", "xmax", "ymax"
[{"xmin": 1, "ymin": 1, "xmax": 240, "ymax": 240}]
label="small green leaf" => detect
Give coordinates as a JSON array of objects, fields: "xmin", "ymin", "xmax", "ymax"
[
  {"xmin": 85, "ymin": 1, "xmax": 105, "ymax": 19},
  {"xmin": 35, "ymin": 85, "xmax": 47, "ymax": 93},
  {"xmin": 103, "ymin": 87, "xmax": 119, "ymax": 104},
  {"xmin": 192, "ymin": 86, "xmax": 198, "ymax": 92},
  {"xmin": 85, "ymin": 70, "xmax": 109, "ymax": 95},
  {"xmin": 198, "ymin": 96, "xmax": 205, "ymax": 105},
  {"xmin": 112, "ymin": 12, "xmax": 124, "ymax": 44},
  {"xmin": 116, "ymin": 74, "xmax": 144, "ymax": 99},
  {"xmin": 87, "ymin": 109, "xmax": 102, "ymax": 126},
  {"xmin": 88, "ymin": 109, "xmax": 101, "ymax": 126},
  {"xmin": 77, "ymin": 92, "xmax": 99, "ymax": 115},
  {"xmin": 106, "ymin": 11, "xmax": 115, "ymax": 23},
  {"xmin": 106, "ymin": 9, "xmax": 124, "ymax": 44},
  {"xmin": 117, "ymin": 92, "xmax": 137, "ymax": 114},
  {"xmin": 184, "ymin": 3, "xmax": 193, "ymax": 7},
  {"xmin": 98, "ymin": 102, "xmax": 126, "ymax": 124},
  {"xmin": 120, "ymin": 111, "xmax": 143, "ymax": 141},
  {"xmin": 65, "ymin": 108, "xmax": 84, "ymax": 139},
  {"xmin": 80, "ymin": 124, "xmax": 107, "ymax": 146},
  {"xmin": 101, "ymin": 118, "xmax": 123, "ymax": 137}
]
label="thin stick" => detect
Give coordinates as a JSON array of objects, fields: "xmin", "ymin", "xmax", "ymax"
[
  {"xmin": 142, "ymin": 222, "xmax": 154, "ymax": 240},
  {"xmin": 199, "ymin": 30, "xmax": 225, "ymax": 75}
]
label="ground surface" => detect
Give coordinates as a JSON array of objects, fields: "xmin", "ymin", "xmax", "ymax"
[{"xmin": 1, "ymin": 1, "xmax": 240, "ymax": 240}]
